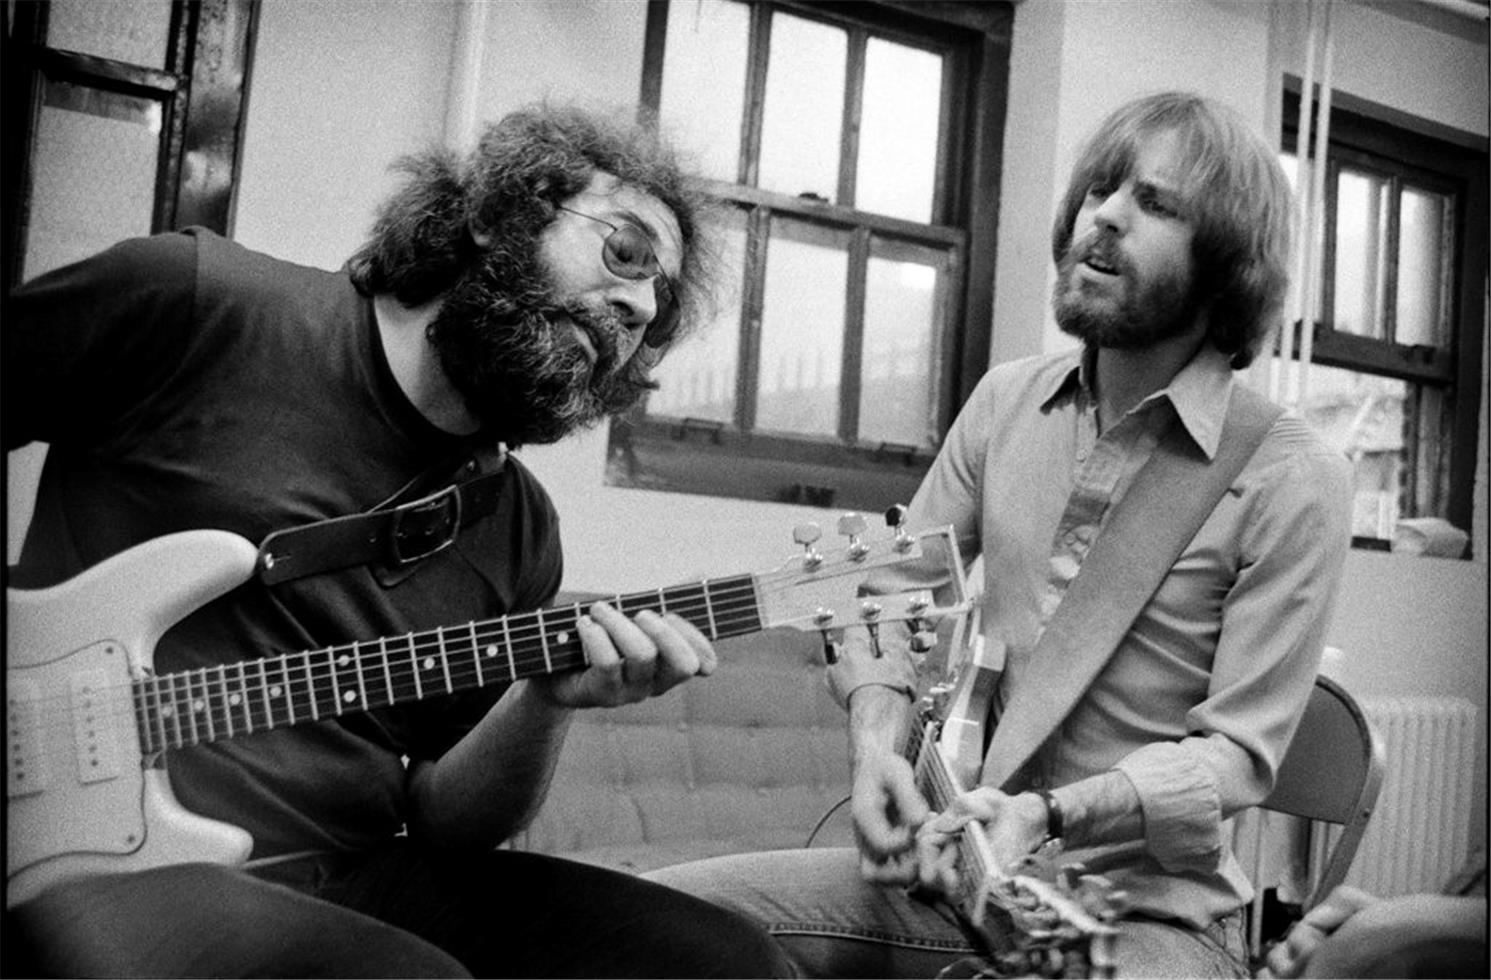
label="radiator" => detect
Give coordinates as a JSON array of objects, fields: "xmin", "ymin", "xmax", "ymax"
[{"xmin": 1311, "ymin": 696, "xmax": 1481, "ymax": 898}]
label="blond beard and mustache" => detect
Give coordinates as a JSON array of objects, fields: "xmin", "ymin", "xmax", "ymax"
[{"xmin": 1053, "ymin": 229, "xmax": 1204, "ymax": 350}]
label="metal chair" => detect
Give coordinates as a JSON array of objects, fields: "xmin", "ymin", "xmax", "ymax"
[{"xmin": 1249, "ymin": 674, "xmax": 1386, "ymax": 955}]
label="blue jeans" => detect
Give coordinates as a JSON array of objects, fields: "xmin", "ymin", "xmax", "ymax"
[
  {"xmin": 5, "ymin": 845, "xmax": 794, "ymax": 978},
  {"xmin": 644, "ymin": 847, "xmax": 1251, "ymax": 979}
]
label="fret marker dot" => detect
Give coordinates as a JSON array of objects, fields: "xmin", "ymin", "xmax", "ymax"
[
  {"xmin": 193, "ymin": 700, "xmax": 205, "ymax": 713},
  {"xmin": 161, "ymin": 706, "xmax": 175, "ymax": 718},
  {"xmin": 270, "ymin": 685, "xmax": 283, "ymax": 698},
  {"xmin": 337, "ymin": 654, "xmax": 351, "ymax": 667},
  {"xmin": 556, "ymin": 631, "xmax": 570, "ymax": 644},
  {"xmin": 229, "ymin": 693, "xmax": 242, "ymax": 706},
  {"xmin": 422, "ymin": 657, "xmax": 436, "ymax": 671},
  {"xmin": 485, "ymin": 645, "xmax": 498, "ymax": 658},
  {"xmin": 343, "ymin": 691, "xmax": 357, "ymax": 703}
]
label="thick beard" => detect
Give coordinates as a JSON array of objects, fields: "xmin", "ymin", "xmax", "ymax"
[
  {"xmin": 1052, "ymin": 232, "xmax": 1203, "ymax": 350},
  {"xmin": 425, "ymin": 228, "xmax": 651, "ymax": 446}
]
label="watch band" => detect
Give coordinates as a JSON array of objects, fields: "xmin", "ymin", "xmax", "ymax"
[{"xmin": 1039, "ymin": 788, "xmax": 1065, "ymax": 842}]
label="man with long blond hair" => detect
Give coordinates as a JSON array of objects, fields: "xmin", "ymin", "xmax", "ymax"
[{"xmin": 646, "ymin": 91, "xmax": 1354, "ymax": 978}]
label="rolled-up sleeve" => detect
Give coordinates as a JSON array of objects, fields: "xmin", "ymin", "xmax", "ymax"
[{"xmin": 1116, "ymin": 428, "xmax": 1353, "ymax": 870}]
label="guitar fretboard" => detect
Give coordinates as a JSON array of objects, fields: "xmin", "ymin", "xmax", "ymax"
[
  {"xmin": 131, "ymin": 575, "xmax": 761, "ymax": 754},
  {"xmin": 910, "ymin": 716, "xmax": 994, "ymax": 904}
]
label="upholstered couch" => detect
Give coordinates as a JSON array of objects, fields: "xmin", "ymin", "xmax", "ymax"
[{"xmin": 515, "ymin": 626, "xmax": 856, "ymax": 874}]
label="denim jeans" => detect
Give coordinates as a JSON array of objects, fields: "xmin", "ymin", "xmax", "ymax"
[
  {"xmin": 5, "ymin": 845, "xmax": 794, "ymax": 978},
  {"xmin": 644, "ymin": 847, "xmax": 1252, "ymax": 979}
]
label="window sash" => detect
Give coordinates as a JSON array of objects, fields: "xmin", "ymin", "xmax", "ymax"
[
  {"xmin": 1280, "ymin": 87, "xmax": 1487, "ymax": 546},
  {"xmin": 613, "ymin": 0, "xmax": 1010, "ymax": 510}
]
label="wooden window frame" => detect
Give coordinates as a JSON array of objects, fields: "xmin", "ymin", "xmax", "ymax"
[
  {"xmin": 607, "ymin": 0, "xmax": 1012, "ymax": 510},
  {"xmin": 1, "ymin": 0, "xmax": 259, "ymax": 298},
  {"xmin": 1282, "ymin": 87, "xmax": 1488, "ymax": 544}
]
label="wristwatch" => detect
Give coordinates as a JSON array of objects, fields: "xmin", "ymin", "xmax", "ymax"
[{"xmin": 1038, "ymin": 788, "xmax": 1065, "ymax": 843}]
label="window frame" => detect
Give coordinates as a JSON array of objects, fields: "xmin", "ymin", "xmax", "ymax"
[
  {"xmin": 1281, "ymin": 86, "xmax": 1488, "ymax": 544},
  {"xmin": 608, "ymin": 0, "xmax": 1012, "ymax": 510},
  {"xmin": 1, "ymin": 0, "xmax": 259, "ymax": 298}
]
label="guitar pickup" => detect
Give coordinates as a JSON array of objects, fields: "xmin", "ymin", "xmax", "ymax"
[
  {"xmin": 71, "ymin": 666, "xmax": 122, "ymax": 784},
  {"xmin": 8, "ymin": 678, "xmax": 48, "ymax": 797}
]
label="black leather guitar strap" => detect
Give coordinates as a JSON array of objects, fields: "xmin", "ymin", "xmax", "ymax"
[{"xmin": 255, "ymin": 447, "xmax": 508, "ymax": 587}]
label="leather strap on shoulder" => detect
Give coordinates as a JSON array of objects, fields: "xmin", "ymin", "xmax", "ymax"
[{"xmin": 255, "ymin": 449, "xmax": 508, "ymax": 586}]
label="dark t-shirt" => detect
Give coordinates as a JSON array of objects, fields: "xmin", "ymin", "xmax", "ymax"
[{"xmin": 6, "ymin": 229, "xmax": 564, "ymax": 857}]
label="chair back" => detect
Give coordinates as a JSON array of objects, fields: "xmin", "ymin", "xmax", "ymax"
[{"xmin": 1260, "ymin": 674, "xmax": 1386, "ymax": 909}]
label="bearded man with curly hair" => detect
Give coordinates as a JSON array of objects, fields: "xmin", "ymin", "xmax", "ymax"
[{"xmin": 4, "ymin": 104, "xmax": 790, "ymax": 979}]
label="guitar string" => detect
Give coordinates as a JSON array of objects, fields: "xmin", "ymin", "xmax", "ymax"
[
  {"xmin": 917, "ymin": 719, "xmax": 1112, "ymax": 951},
  {"xmin": 15, "ymin": 536, "xmax": 945, "ymax": 747},
  {"xmin": 17, "ymin": 593, "xmax": 769, "ymax": 745},
  {"xmin": 913, "ymin": 719, "xmax": 992, "ymax": 898},
  {"xmin": 14, "ymin": 572, "xmax": 867, "ymax": 749},
  {"xmin": 17, "ymin": 525, "xmax": 956, "ymax": 755}
]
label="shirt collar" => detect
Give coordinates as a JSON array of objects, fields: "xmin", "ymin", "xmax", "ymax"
[
  {"xmin": 1037, "ymin": 343, "xmax": 1235, "ymax": 460},
  {"xmin": 1038, "ymin": 347, "xmax": 1087, "ymax": 409},
  {"xmin": 1161, "ymin": 344, "xmax": 1234, "ymax": 459}
]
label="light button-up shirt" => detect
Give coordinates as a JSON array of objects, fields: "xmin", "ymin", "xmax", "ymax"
[{"xmin": 828, "ymin": 344, "xmax": 1353, "ymax": 928}]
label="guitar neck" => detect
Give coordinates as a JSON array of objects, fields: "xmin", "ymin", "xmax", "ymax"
[
  {"xmin": 134, "ymin": 575, "xmax": 761, "ymax": 754},
  {"xmin": 910, "ymin": 719, "xmax": 994, "ymax": 890}
]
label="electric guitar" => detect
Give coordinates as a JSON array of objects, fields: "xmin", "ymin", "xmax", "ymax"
[
  {"xmin": 910, "ymin": 617, "xmax": 1129, "ymax": 979},
  {"xmin": 7, "ymin": 512, "xmax": 968, "ymax": 909}
]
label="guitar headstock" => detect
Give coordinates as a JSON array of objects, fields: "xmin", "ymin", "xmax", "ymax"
[
  {"xmin": 967, "ymin": 841, "xmax": 1129, "ymax": 979},
  {"xmin": 753, "ymin": 506, "xmax": 970, "ymax": 658}
]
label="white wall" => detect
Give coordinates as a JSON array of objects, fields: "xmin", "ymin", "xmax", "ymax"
[{"xmin": 233, "ymin": 0, "xmax": 457, "ymax": 269}]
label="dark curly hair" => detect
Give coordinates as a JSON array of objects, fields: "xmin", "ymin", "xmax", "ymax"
[
  {"xmin": 348, "ymin": 103, "xmax": 716, "ymax": 350},
  {"xmin": 1051, "ymin": 92, "xmax": 1294, "ymax": 369}
]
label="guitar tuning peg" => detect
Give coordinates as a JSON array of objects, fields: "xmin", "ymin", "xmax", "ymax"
[
  {"xmin": 793, "ymin": 523, "xmax": 823, "ymax": 569},
  {"xmin": 837, "ymin": 512, "xmax": 869, "ymax": 560},
  {"xmin": 818, "ymin": 628, "xmax": 843, "ymax": 665},
  {"xmin": 884, "ymin": 504, "xmax": 914, "ymax": 552}
]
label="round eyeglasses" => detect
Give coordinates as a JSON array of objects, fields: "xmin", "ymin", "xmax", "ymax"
[{"xmin": 555, "ymin": 205, "xmax": 680, "ymax": 348}]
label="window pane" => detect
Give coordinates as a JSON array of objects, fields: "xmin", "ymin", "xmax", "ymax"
[
  {"xmin": 1295, "ymin": 362, "xmax": 1409, "ymax": 538},
  {"xmin": 48, "ymin": 0, "xmax": 173, "ymax": 69},
  {"xmin": 758, "ymin": 13, "xmax": 845, "ymax": 202},
  {"xmin": 756, "ymin": 220, "xmax": 848, "ymax": 436},
  {"xmin": 1333, "ymin": 167, "xmax": 1390, "ymax": 338},
  {"xmin": 23, "ymin": 81, "xmax": 161, "ymax": 282},
  {"xmin": 648, "ymin": 209, "xmax": 748, "ymax": 423},
  {"xmin": 860, "ymin": 246, "xmax": 946, "ymax": 446},
  {"xmin": 856, "ymin": 39, "xmax": 942, "ymax": 223},
  {"xmin": 660, "ymin": 0, "xmax": 749, "ymax": 184},
  {"xmin": 1395, "ymin": 186, "xmax": 1451, "ymax": 349}
]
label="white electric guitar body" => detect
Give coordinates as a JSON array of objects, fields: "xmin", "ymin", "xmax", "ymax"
[
  {"xmin": 7, "ymin": 532, "xmax": 260, "ymax": 905},
  {"xmin": 8, "ymin": 514, "xmax": 969, "ymax": 909}
]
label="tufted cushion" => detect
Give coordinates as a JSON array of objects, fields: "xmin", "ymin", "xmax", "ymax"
[{"xmin": 516, "ymin": 626, "xmax": 856, "ymax": 874}]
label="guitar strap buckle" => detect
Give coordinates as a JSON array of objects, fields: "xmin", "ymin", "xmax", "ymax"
[
  {"xmin": 255, "ymin": 447, "xmax": 507, "ymax": 587},
  {"xmin": 387, "ymin": 484, "xmax": 462, "ymax": 567}
]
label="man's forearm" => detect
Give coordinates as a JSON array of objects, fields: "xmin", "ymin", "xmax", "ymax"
[
  {"xmin": 848, "ymin": 684, "xmax": 914, "ymax": 770},
  {"xmin": 1047, "ymin": 769, "xmax": 1144, "ymax": 848},
  {"xmin": 406, "ymin": 680, "xmax": 574, "ymax": 849}
]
